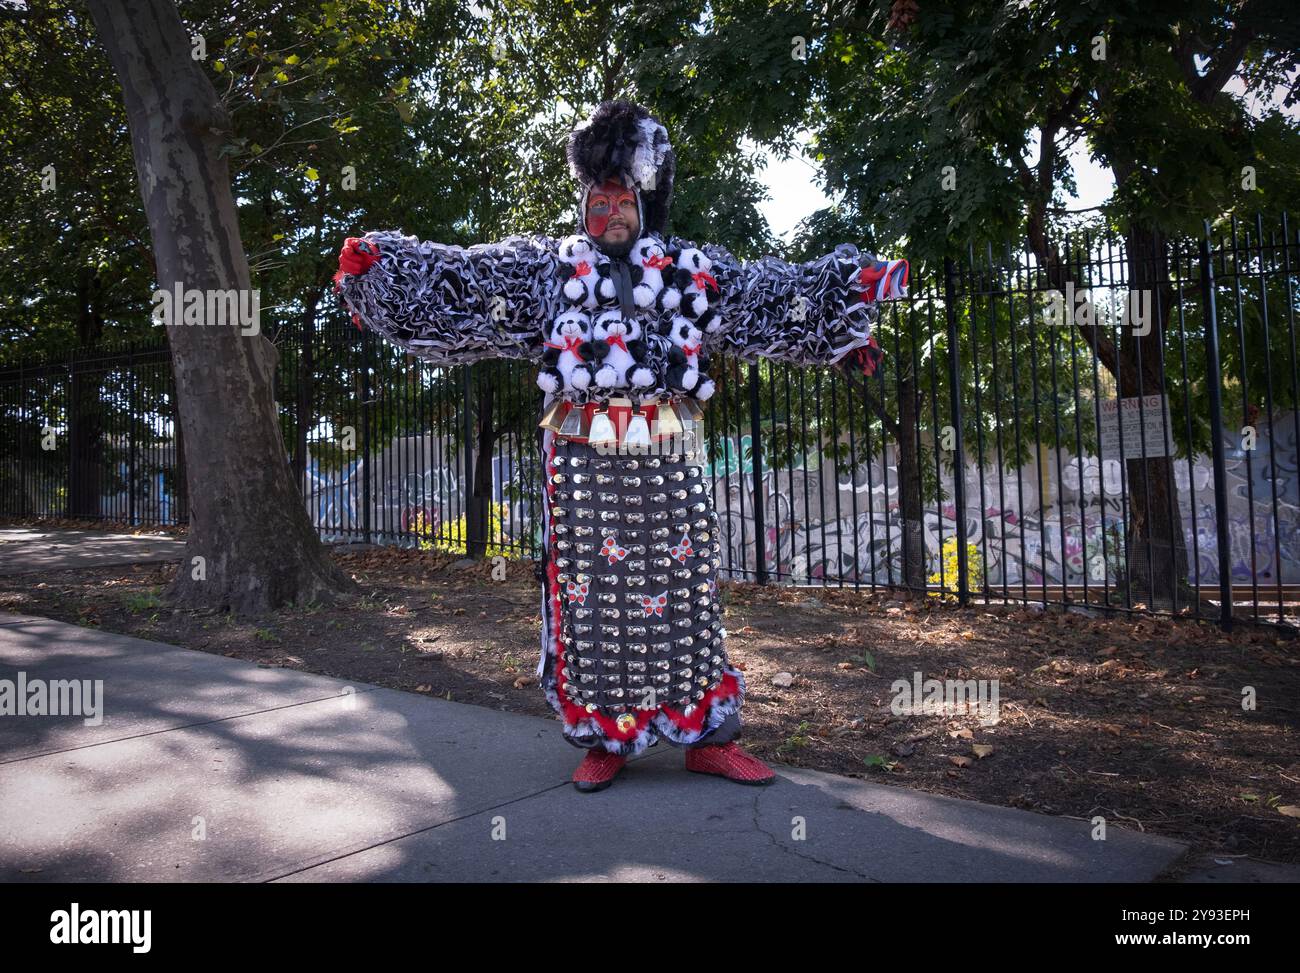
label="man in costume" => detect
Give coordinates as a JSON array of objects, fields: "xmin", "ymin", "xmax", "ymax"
[{"xmin": 334, "ymin": 101, "xmax": 908, "ymax": 792}]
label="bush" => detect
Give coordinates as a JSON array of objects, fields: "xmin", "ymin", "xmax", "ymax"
[
  {"xmin": 412, "ymin": 503, "xmax": 516, "ymax": 559},
  {"xmin": 928, "ymin": 535, "xmax": 984, "ymax": 597}
]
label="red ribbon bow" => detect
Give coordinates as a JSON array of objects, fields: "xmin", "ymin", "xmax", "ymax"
[
  {"xmin": 681, "ymin": 342, "xmax": 700, "ymax": 357},
  {"xmin": 645, "ymin": 254, "xmax": 674, "ymax": 271},
  {"xmin": 545, "ymin": 335, "xmax": 585, "ymax": 360},
  {"xmin": 574, "ymin": 260, "xmax": 592, "ymax": 277},
  {"xmin": 691, "ymin": 270, "xmax": 719, "ymax": 293},
  {"xmin": 606, "ymin": 334, "xmax": 628, "ymax": 352}
]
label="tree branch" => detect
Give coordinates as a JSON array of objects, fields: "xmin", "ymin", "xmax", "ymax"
[{"xmin": 1190, "ymin": 4, "xmax": 1258, "ymax": 104}]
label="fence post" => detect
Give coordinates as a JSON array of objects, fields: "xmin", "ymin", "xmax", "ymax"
[
  {"xmin": 295, "ymin": 309, "xmax": 313, "ymax": 497},
  {"xmin": 19, "ymin": 360, "xmax": 27, "ymax": 517},
  {"xmin": 1199, "ymin": 223, "xmax": 1233, "ymax": 628},
  {"xmin": 361, "ymin": 328, "xmax": 372, "ymax": 544},
  {"xmin": 942, "ymin": 257, "xmax": 969, "ymax": 605},
  {"xmin": 128, "ymin": 343, "xmax": 138, "ymax": 526},
  {"xmin": 65, "ymin": 349, "xmax": 76, "ymax": 519},
  {"xmin": 747, "ymin": 362, "xmax": 768, "ymax": 584},
  {"xmin": 461, "ymin": 366, "xmax": 475, "ymax": 554}
]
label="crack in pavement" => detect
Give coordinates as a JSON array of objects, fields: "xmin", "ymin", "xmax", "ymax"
[{"xmin": 749, "ymin": 789, "xmax": 882, "ymax": 882}]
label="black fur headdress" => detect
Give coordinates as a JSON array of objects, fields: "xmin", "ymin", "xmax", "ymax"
[{"xmin": 567, "ymin": 100, "xmax": 676, "ymax": 235}]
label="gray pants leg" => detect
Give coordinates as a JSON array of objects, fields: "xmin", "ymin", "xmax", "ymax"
[{"xmin": 663, "ymin": 710, "xmax": 742, "ymax": 749}]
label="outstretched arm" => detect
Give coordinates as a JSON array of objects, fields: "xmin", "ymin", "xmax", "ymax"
[
  {"xmin": 333, "ymin": 230, "xmax": 563, "ymax": 365},
  {"xmin": 669, "ymin": 237, "xmax": 908, "ymax": 368}
]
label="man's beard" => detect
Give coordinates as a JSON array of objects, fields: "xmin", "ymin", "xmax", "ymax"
[{"xmin": 596, "ymin": 230, "xmax": 636, "ymax": 259}]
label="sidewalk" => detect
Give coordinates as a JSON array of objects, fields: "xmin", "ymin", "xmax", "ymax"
[
  {"xmin": 0, "ymin": 528, "xmax": 186, "ymax": 576},
  {"xmin": 0, "ymin": 612, "xmax": 1195, "ymax": 883}
]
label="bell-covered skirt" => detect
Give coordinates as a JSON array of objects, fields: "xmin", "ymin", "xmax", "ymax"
[{"xmin": 536, "ymin": 410, "xmax": 745, "ymax": 756}]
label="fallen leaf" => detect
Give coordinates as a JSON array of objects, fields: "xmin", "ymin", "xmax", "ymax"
[
  {"xmin": 771, "ymin": 671, "xmax": 795, "ymax": 688},
  {"xmin": 512, "ymin": 675, "xmax": 535, "ymax": 689},
  {"xmin": 948, "ymin": 755, "xmax": 973, "ymax": 768},
  {"xmin": 972, "ymin": 744, "xmax": 995, "ymax": 759},
  {"xmin": 949, "ymin": 728, "xmax": 974, "ymax": 740},
  {"xmin": 1278, "ymin": 805, "xmax": 1300, "ymax": 818}
]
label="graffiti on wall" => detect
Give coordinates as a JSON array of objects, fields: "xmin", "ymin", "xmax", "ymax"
[
  {"xmin": 707, "ymin": 413, "xmax": 1300, "ymax": 587},
  {"xmin": 303, "ymin": 433, "xmax": 542, "ymax": 549}
]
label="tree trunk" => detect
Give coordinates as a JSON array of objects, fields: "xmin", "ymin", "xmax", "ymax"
[
  {"xmin": 1026, "ymin": 186, "xmax": 1191, "ymax": 610},
  {"xmin": 87, "ymin": 0, "xmax": 354, "ymax": 613},
  {"xmin": 1119, "ymin": 225, "xmax": 1189, "ymax": 609}
]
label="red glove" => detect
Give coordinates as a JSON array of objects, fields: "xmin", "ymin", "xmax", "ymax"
[{"xmin": 333, "ymin": 236, "xmax": 380, "ymax": 290}]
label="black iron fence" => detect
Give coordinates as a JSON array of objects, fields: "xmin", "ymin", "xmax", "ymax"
[{"xmin": 4, "ymin": 215, "xmax": 1300, "ymax": 628}]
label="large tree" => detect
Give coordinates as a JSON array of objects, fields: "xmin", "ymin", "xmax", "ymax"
[
  {"xmin": 666, "ymin": 0, "xmax": 1299, "ymax": 603},
  {"xmin": 813, "ymin": 0, "xmax": 1299, "ymax": 605},
  {"xmin": 85, "ymin": 0, "xmax": 354, "ymax": 612}
]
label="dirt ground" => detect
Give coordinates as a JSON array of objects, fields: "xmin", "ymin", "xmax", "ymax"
[{"xmin": 2, "ymin": 526, "xmax": 1298, "ymax": 865}]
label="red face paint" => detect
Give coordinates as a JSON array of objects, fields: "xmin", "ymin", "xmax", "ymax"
[{"xmin": 585, "ymin": 180, "xmax": 638, "ymax": 237}]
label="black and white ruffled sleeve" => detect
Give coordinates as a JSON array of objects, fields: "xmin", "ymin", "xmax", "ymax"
[
  {"xmin": 680, "ymin": 238, "xmax": 908, "ymax": 366},
  {"xmin": 334, "ymin": 229, "xmax": 562, "ymax": 365}
]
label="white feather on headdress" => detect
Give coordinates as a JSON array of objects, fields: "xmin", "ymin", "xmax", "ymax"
[{"xmin": 630, "ymin": 117, "xmax": 669, "ymax": 192}]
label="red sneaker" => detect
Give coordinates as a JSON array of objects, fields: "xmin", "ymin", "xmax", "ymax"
[
  {"xmin": 572, "ymin": 749, "xmax": 627, "ymax": 792},
  {"xmin": 685, "ymin": 742, "xmax": 777, "ymax": 785}
]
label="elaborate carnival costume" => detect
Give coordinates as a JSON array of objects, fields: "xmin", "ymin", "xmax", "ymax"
[{"xmin": 335, "ymin": 101, "xmax": 907, "ymax": 790}]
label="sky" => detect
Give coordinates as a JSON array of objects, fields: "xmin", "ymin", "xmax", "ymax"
[
  {"xmin": 752, "ymin": 131, "xmax": 1116, "ymax": 244},
  {"xmin": 756, "ymin": 70, "xmax": 1298, "ymax": 244}
]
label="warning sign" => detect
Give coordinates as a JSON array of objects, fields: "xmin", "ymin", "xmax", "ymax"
[{"xmin": 1099, "ymin": 395, "xmax": 1173, "ymax": 459}]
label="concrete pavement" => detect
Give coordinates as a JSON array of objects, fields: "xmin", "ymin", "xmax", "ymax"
[
  {"xmin": 0, "ymin": 612, "xmax": 1194, "ymax": 883},
  {"xmin": 0, "ymin": 528, "xmax": 186, "ymax": 575}
]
